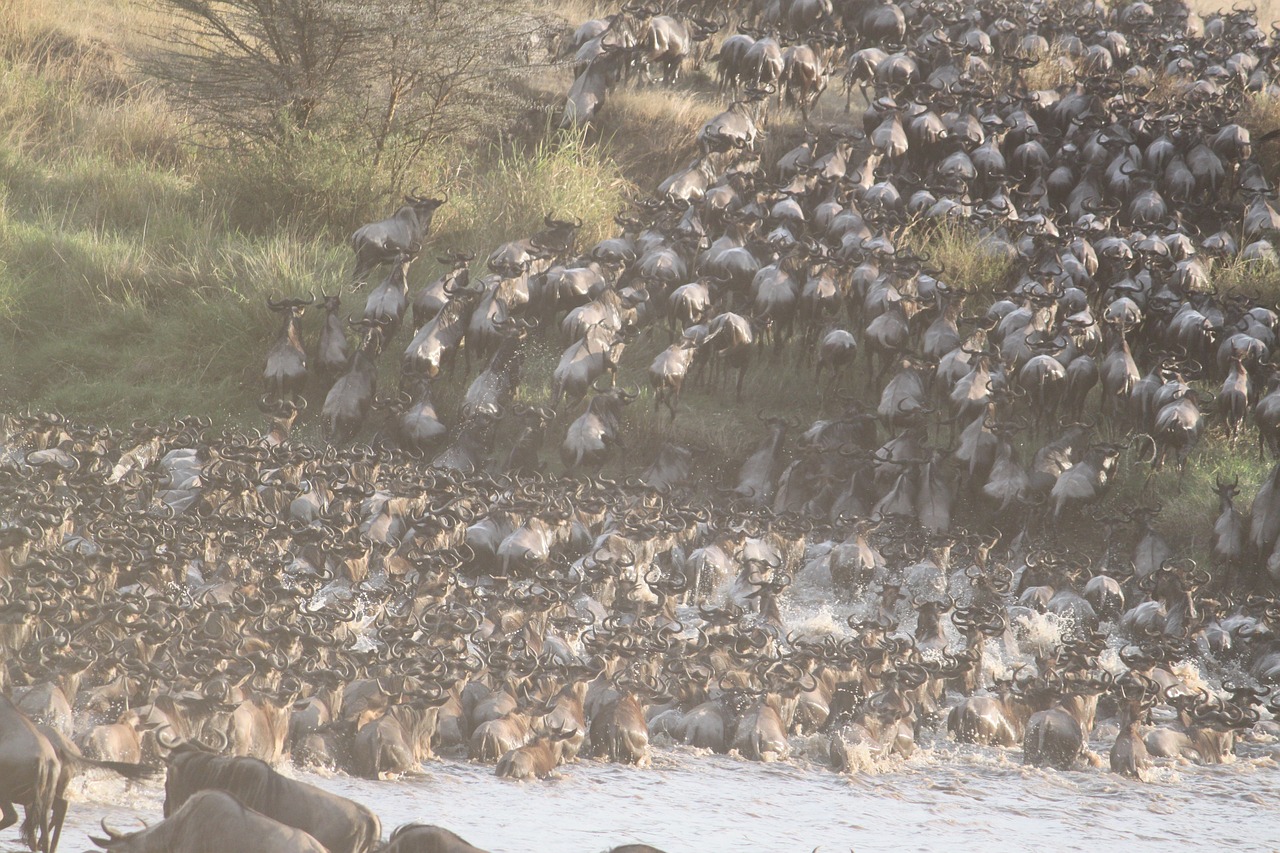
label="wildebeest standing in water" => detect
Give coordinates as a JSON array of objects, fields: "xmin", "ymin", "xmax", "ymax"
[
  {"xmin": 162, "ymin": 738, "xmax": 381, "ymax": 853},
  {"xmin": 91, "ymin": 790, "xmax": 328, "ymax": 853}
]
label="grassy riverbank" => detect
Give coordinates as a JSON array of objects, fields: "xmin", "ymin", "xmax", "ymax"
[{"xmin": 0, "ymin": 0, "xmax": 1277, "ymax": 561}]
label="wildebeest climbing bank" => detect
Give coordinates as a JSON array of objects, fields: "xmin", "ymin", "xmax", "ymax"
[{"xmin": 5, "ymin": 0, "xmax": 1280, "ymax": 850}]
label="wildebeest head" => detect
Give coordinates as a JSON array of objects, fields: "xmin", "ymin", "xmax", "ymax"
[
  {"xmin": 405, "ymin": 189, "xmax": 448, "ymax": 216},
  {"xmin": 532, "ymin": 213, "xmax": 584, "ymax": 256}
]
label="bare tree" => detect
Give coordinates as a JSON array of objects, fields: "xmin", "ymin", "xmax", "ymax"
[
  {"xmin": 144, "ymin": 0, "xmax": 557, "ymax": 184},
  {"xmin": 144, "ymin": 0, "xmax": 366, "ymax": 144},
  {"xmin": 350, "ymin": 0, "xmax": 552, "ymax": 186}
]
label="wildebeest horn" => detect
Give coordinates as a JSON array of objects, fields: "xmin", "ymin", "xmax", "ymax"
[{"xmin": 266, "ymin": 294, "xmax": 310, "ymax": 311}]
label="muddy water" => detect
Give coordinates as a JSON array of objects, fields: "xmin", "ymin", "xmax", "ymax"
[{"xmin": 40, "ymin": 737, "xmax": 1280, "ymax": 853}]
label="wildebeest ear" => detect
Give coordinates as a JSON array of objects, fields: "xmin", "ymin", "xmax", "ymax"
[{"xmin": 550, "ymin": 724, "xmax": 580, "ymax": 741}]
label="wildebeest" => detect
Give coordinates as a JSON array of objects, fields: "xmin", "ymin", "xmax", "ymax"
[
  {"xmin": 494, "ymin": 726, "xmax": 578, "ymax": 780},
  {"xmin": 314, "ymin": 294, "xmax": 351, "ymax": 388},
  {"xmin": 263, "ymin": 296, "xmax": 311, "ymax": 400},
  {"xmin": 649, "ymin": 337, "xmax": 700, "ymax": 420},
  {"xmin": 92, "ymin": 790, "xmax": 328, "ymax": 853},
  {"xmin": 383, "ymin": 823, "xmax": 491, "ymax": 853},
  {"xmin": 562, "ymin": 386, "xmax": 641, "ymax": 469},
  {"xmin": 562, "ymin": 50, "xmax": 620, "ymax": 127},
  {"xmin": 634, "ymin": 12, "xmax": 719, "ymax": 84},
  {"xmin": 350, "ymin": 192, "xmax": 447, "ymax": 284},
  {"xmin": 162, "ymin": 740, "xmax": 381, "ymax": 853},
  {"xmin": 0, "ymin": 694, "xmax": 63, "ymax": 853},
  {"xmin": 322, "ymin": 322, "xmax": 385, "ymax": 444}
]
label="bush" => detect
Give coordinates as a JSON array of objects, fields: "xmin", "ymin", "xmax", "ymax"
[{"xmin": 199, "ymin": 135, "xmax": 389, "ymax": 237}]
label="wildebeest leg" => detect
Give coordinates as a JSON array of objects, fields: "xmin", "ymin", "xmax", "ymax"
[
  {"xmin": 19, "ymin": 806, "xmax": 38, "ymax": 852},
  {"xmin": 873, "ymin": 357, "xmax": 894, "ymax": 389},
  {"xmin": 0, "ymin": 799, "xmax": 17, "ymax": 845},
  {"xmin": 47, "ymin": 797, "xmax": 67, "ymax": 853},
  {"xmin": 1140, "ymin": 464, "xmax": 1157, "ymax": 496},
  {"xmin": 352, "ymin": 255, "xmax": 374, "ymax": 287}
]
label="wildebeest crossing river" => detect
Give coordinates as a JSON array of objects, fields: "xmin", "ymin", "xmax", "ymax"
[
  {"xmin": 12, "ymin": 571, "xmax": 1280, "ymax": 853},
  {"xmin": 12, "ymin": 0, "xmax": 1280, "ymax": 845},
  {"xmin": 46, "ymin": 725, "xmax": 1280, "ymax": 852}
]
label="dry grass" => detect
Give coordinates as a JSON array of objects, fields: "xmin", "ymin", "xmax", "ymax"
[
  {"xmin": 1190, "ymin": 0, "xmax": 1280, "ymax": 25},
  {"xmin": 2, "ymin": 0, "xmax": 164, "ymax": 51},
  {"xmin": 401, "ymin": 129, "xmax": 637, "ymax": 291},
  {"xmin": 1238, "ymin": 91, "xmax": 1280, "ymax": 185},
  {"xmin": 545, "ymin": 0, "xmax": 616, "ymax": 30},
  {"xmin": 1020, "ymin": 47, "xmax": 1076, "ymax": 92},
  {"xmin": 602, "ymin": 87, "xmax": 711, "ymax": 177},
  {"xmin": 911, "ymin": 221, "xmax": 1017, "ymax": 302}
]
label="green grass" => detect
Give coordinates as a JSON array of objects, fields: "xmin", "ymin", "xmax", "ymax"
[
  {"xmin": 0, "ymin": 0, "xmax": 641, "ymax": 426},
  {"xmin": 912, "ymin": 221, "xmax": 1017, "ymax": 302}
]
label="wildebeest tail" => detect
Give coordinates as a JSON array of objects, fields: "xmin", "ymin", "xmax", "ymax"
[{"xmin": 82, "ymin": 756, "xmax": 160, "ymax": 780}]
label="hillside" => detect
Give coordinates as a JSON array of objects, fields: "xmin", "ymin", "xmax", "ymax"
[{"xmin": 0, "ymin": 0, "xmax": 1278, "ymax": 562}]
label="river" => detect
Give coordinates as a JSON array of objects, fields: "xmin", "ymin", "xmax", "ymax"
[
  {"xmin": 10, "ymin": 555, "xmax": 1280, "ymax": 853},
  {"xmin": 36, "ymin": 729, "xmax": 1279, "ymax": 853}
]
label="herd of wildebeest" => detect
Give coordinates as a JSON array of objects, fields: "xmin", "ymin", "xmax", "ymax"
[{"xmin": 8, "ymin": 0, "xmax": 1280, "ymax": 850}]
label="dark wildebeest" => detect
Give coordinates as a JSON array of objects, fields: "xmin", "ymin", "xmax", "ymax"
[
  {"xmin": 349, "ymin": 192, "xmax": 447, "ymax": 284},
  {"xmin": 0, "ymin": 702, "xmax": 149, "ymax": 853},
  {"xmin": 92, "ymin": 790, "xmax": 328, "ymax": 853},
  {"xmin": 162, "ymin": 740, "xmax": 381, "ymax": 853},
  {"xmin": 0, "ymin": 694, "xmax": 62, "ymax": 853},
  {"xmin": 383, "ymin": 823, "xmax": 491, "ymax": 853}
]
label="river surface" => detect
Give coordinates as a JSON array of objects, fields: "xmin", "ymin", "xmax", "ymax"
[
  {"xmin": 10, "ymin": 563, "xmax": 1280, "ymax": 853},
  {"xmin": 27, "ymin": 734, "xmax": 1280, "ymax": 853}
]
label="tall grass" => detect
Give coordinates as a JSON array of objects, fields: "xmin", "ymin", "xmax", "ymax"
[
  {"xmin": 438, "ymin": 129, "xmax": 637, "ymax": 254},
  {"xmin": 0, "ymin": 0, "xmax": 654, "ymax": 424},
  {"xmin": 912, "ymin": 221, "xmax": 1016, "ymax": 301}
]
